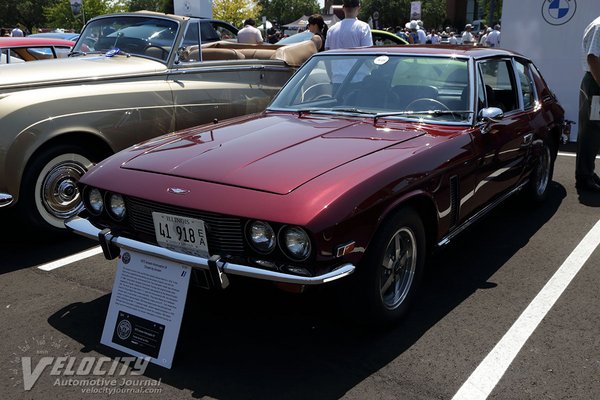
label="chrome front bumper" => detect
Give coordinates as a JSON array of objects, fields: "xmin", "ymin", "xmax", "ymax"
[{"xmin": 65, "ymin": 216, "xmax": 355, "ymax": 287}]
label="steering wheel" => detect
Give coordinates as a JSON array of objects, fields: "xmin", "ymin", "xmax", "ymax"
[
  {"xmin": 405, "ymin": 98, "xmax": 450, "ymax": 112},
  {"xmin": 301, "ymin": 83, "xmax": 332, "ymax": 102},
  {"xmin": 143, "ymin": 45, "xmax": 169, "ymax": 60}
]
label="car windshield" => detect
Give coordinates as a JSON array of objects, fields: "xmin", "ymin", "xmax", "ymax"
[
  {"xmin": 72, "ymin": 16, "xmax": 179, "ymax": 61},
  {"xmin": 268, "ymin": 54, "xmax": 472, "ymax": 123}
]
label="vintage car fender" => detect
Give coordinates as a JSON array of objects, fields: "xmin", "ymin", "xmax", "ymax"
[{"xmin": 0, "ymin": 78, "xmax": 175, "ymax": 203}]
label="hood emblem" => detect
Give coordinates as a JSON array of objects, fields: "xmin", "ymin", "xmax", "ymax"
[{"xmin": 167, "ymin": 187, "xmax": 190, "ymax": 195}]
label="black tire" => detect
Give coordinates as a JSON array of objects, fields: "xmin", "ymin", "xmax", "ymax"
[
  {"xmin": 525, "ymin": 139, "xmax": 555, "ymax": 203},
  {"xmin": 347, "ymin": 207, "xmax": 427, "ymax": 326},
  {"xmin": 16, "ymin": 145, "xmax": 98, "ymax": 233}
]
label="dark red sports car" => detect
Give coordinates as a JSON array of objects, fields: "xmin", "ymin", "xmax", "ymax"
[{"xmin": 67, "ymin": 45, "xmax": 567, "ymax": 325}]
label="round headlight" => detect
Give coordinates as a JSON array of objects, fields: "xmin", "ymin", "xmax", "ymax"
[
  {"xmin": 248, "ymin": 221, "xmax": 276, "ymax": 253},
  {"xmin": 108, "ymin": 193, "xmax": 126, "ymax": 220},
  {"xmin": 87, "ymin": 188, "xmax": 104, "ymax": 215},
  {"xmin": 282, "ymin": 226, "xmax": 311, "ymax": 260}
]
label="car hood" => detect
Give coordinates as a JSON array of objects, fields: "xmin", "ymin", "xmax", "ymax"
[
  {"xmin": 120, "ymin": 113, "xmax": 426, "ymax": 195},
  {"xmin": 0, "ymin": 55, "xmax": 166, "ymax": 87}
]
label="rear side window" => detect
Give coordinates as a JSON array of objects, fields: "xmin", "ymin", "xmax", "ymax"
[{"xmin": 515, "ymin": 60, "xmax": 536, "ymax": 109}]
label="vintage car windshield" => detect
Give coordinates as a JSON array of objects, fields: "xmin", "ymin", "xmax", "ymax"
[
  {"xmin": 72, "ymin": 16, "xmax": 179, "ymax": 61},
  {"xmin": 269, "ymin": 54, "xmax": 472, "ymax": 123}
]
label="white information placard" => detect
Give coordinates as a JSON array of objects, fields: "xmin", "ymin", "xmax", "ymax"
[{"xmin": 101, "ymin": 250, "xmax": 191, "ymax": 369}]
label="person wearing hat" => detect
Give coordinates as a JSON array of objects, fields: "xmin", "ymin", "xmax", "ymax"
[
  {"xmin": 324, "ymin": 0, "xmax": 373, "ymax": 50},
  {"xmin": 405, "ymin": 20, "xmax": 419, "ymax": 44},
  {"xmin": 462, "ymin": 24, "xmax": 474, "ymax": 44}
]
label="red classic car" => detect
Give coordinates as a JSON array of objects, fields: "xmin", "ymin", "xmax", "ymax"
[
  {"xmin": 0, "ymin": 37, "xmax": 74, "ymax": 63},
  {"xmin": 67, "ymin": 45, "xmax": 566, "ymax": 325}
]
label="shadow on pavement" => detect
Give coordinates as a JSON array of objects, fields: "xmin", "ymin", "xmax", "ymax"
[{"xmin": 47, "ymin": 183, "xmax": 566, "ymax": 399}]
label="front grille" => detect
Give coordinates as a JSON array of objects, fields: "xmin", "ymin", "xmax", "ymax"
[{"xmin": 125, "ymin": 196, "xmax": 245, "ymax": 256}]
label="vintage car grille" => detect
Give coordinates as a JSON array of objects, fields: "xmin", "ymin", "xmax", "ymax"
[{"xmin": 125, "ymin": 197, "xmax": 245, "ymax": 255}]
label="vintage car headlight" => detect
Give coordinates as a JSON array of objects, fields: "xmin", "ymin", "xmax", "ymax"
[
  {"xmin": 281, "ymin": 226, "xmax": 311, "ymax": 260},
  {"xmin": 248, "ymin": 221, "xmax": 276, "ymax": 253},
  {"xmin": 107, "ymin": 193, "xmax": 126, "ymax": 220},
  {"xmin": 87, "ymin": 188, "xmax": 104, "ymax": 215}
]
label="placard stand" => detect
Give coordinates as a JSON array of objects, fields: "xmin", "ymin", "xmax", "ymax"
[{"xmin": 101, "ymin": 250, "xmax": 191, "ymax": 368}]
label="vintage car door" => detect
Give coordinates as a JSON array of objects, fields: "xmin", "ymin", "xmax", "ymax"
[
  {"xmin": 167, "ymin": 20, "xmax": 292, "ymax": 131},
  {"xmin": 466, "ymin": 58, "xmax": 532, "ymax": 211}
]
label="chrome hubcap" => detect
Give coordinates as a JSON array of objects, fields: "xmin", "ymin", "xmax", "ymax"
[
  {"xmin": 379, "ymin": 227, "xmax": 417, "ymax": 310},
  {"xmin": 41, "ymin": 161, "xmax": 87, "ymax": 219},
  {"xmin": 535, "ymin": 146, "xmax": 551, "ymax": 197}
]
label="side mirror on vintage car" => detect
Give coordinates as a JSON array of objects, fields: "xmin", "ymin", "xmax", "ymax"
[{"xmin": 477, "ymin": 107, "xmax": 504, "ymax": 133}]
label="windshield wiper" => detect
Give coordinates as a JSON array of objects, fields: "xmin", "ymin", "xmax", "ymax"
[
  {"xmin": 330, "ymin": 107, "xmax": 375, "ymax": 115},
  {"xmin": 68, "ymin": 50, "xmax": 105, "ymax": 57},
  {"xmin": 288, "ymin": 108, "xmax": 375, "ymax": 117},
  {"xmin": 374, "ymin": 109, "xmax": 473, "ymax": 123}
]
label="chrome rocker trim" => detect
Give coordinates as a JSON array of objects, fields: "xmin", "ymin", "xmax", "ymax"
[{"xmin": 65, "ymin": 216, "xmax": 355, "ymax": 287}]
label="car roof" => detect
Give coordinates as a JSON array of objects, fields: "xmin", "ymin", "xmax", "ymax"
[
  {"xmin": 323, "ymin": 44, "xmax": 524, "ymax": 60},
  {"xmin": 29, "ymin": 32, "xmax": 80, "ymax": 40},
  {"xmin": 88, "ymin": 10, "xmax": 190, "ymax": 23},
  {"xmin": 0, "ymin": 37, "xmax": 75, "ymax": 47}
]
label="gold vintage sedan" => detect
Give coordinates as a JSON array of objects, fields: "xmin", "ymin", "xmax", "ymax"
[{"xmin": 0, "ymin": 11, "xmax": 319, "ymax": 232}]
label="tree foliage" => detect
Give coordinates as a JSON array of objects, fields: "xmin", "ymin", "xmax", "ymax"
[
  {"xmin": 212, "ymin": 0, "xmax": 262, "ymax": 28},
  {"xmin": 256, "ymin": 0, "xmax": 320, "ymax": 27},
  {"xmin": 0, "ymin": 0, "xmax": 57, "ymax": 33},
  {"xmin": 43, "ymin": 0, "xmax": 127, "ymax": 31}
]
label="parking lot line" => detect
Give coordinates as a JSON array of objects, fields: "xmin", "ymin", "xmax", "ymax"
[
  {"xmin": 37, "ymin": 246, "xmax": 103, "ymax": 271},
  {"xmin": 557, "ymin": 151, "xmax": 600, "ymax": 158},
  {"xmin": 452, "ymin": 219, "xmax": 600, "ymax": 400}
]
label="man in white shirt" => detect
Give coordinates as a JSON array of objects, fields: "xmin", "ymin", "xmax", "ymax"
[
  {"xmin": 324, "ymin": 0, "xmax": 372, "ymax": 50},
  {"xmin": 237, "ymin": 19, "xmax": 263, "ymax": 44},
  {"xmin": 576, "ymin": 16, "xmax": 600, "ymax": 192},
  {"xmin": 427, "ymin": 29, "xmax": 441, "ymax": 44},
  {"xmin": 416, "ymin": 20, "xmax": 427, "ymax": 44},
  {"xmin": 324, "ymin": 0, "xmax": 373, "ymax": 88},
  {"xmin": 486, "ymin": 24, "xmax": 501, "ymax": 48},
  {"xmin": 461, "ymin": 24, "xmax": 474, "ymax": 45}
]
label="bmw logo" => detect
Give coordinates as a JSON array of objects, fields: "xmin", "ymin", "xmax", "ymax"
[{"xmin": 542, "ymin": 0, "xmax": 576, "ymax": 26}]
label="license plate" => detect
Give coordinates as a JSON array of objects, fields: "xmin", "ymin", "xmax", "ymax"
[{"xmin": 152, "ymin": 212, "xmax": 209, "ymax": 258}]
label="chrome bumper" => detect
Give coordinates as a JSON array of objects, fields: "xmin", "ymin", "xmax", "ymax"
[{"xmin": 65, "ymin": 216, "xmax": 355, "ymax": 287}]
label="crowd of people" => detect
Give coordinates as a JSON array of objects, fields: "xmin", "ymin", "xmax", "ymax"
[
  {"xmin": 1, "ymin": 26, "xmax": 26, "ymax": 37},
  {"xmin": 238, "ymin": 0, "xmax": 500, "ymax": 49},
  {"xmin": 386, "ymin": 21, "xmax": 501, "ymax": 46}
]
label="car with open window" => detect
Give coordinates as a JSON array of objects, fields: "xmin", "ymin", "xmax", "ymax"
[
  {"xmin": 0, "ymin": 11, "xmax": 318, "ymax": 233},
  {"xmin": 66, "ymin": 45, "xmax": 566, "ymax": 325}
]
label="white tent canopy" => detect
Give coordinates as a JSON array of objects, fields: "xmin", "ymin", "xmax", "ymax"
[{"xmin": 283, "ymin": 14, "xmax": 340, "ymax": 30}]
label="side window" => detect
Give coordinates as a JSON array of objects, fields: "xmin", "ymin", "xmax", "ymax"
[
  {"xmin": 179, "ymin": 22, "xmax": 201, "ymax": 64},
  {"xmin": 55, "ymin": 47, "xmax": 72, "ymax": 58},
  {"xmin": 211, "ymin": 22, "xmax": 237, "ymax": 41},
  {"xmin": 477, "ymin": 72, "xmax": 486, "ymax": 112},
  {"xmin": 199, "ymin": 21, "xmax": 220, "ymax": 42},
  {"xmin": 478, "ymin": 59, "xmax": 519, "ymax": 113},
  {"xmin": 515, "ymin": 60, "xmax": 536, "ymax": 109}
]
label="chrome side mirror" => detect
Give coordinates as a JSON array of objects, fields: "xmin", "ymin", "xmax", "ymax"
[{"xmin": 476, "ymin": 107, "xmax": 504, "ymax": 134}]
